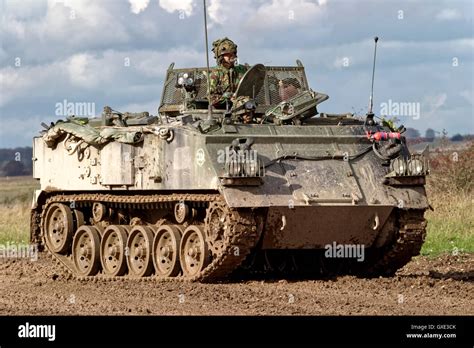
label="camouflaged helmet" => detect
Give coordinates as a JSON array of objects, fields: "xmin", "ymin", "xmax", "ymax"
[{"xmin": 212, "ymin": 37, "xmax": 238, "ymax": 61}]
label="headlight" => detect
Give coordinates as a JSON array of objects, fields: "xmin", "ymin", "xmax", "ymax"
[
  {"xmin": 176, "ymin": 72, "xmax": 194, "ymax": 89},
  {"xmin": 408, "ymin": 158, "xmax": 423, "ymax": 175},
  {"xmin": 227, "ymin": 160, "xmax": 242, "ymax": 177},
  {"xmin": 244, "ymin": 160, "xmax": 258, "ymax": 177},
  {"xmin": 391, "ymin": 157, "xmax": 407, "ymax": 176}
]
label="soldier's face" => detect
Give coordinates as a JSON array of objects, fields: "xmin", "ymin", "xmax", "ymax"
[
  {"xmin": 279, "ymin": 84, "xmax": 298, "ymax": 101},
  {"xmin": 243, "ymin": 113, "xmax": 252, "ymax": 124},
  {"xmin": 222, "ymin": 53, "xmax": 236, "ymax": 66}
]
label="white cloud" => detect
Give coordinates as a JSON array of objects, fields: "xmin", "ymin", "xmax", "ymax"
[
  {"xmin": 246, "ymin": 0, "xmax": 327, "ymax": 29},
  {"xmin": 129, "ymin": 0, "xmax": 150, "ymax": 14},
  {"xmin": 430, "ymin": 93, "xmax": 447, "ymax": 109},
  {"xmin": 51, "ymin": 0, "xmax": 115, "ymax": 27},
  {"xmin": 67, "ymin": 54, "xmax": 97, "ymax": 88},
  {"xmin": 436, "ymin": 8, "xmax": 462, "ymax": 21},
  {"xmin": 0, "ymin": 68, "xmax": 36, "ymax": 107},
  {"xmin": 0, "ymin": 48, "xmax": 204, "ymax": 109},
  {"xmin": 1, "ymin": 0, "xmax": 130, "ymax": 65},
  {"xmin": 208, "ymin": 0, "xmax": 226, "ymax": 25},
  {"xmin": 2, "ymin": 0, "xmax": 47, "ymax": 18},
  {"xmin": 199, "ymin": 0, "xmax": 329, "ymax": 28},
  {"xmin": 2, "ymin": 15, "xmax": 27, "ymax": 40},
  {"xmin": 158, "ymin": 0, "xmax": 194, "ymax": 17},
  {"xmin": 0, "ymin": 0, "xmax": 473, "ymax": 147},
  {"xmin": 460, "ymin": 90, "xmax": 473, "ymax": 105},
  {"xmin": 423, "ymin": 93, "xmax": 447, "ymax": 118},
  {"xmin": 133, "ymin": 48, "xmax": 204, "ymax": 76}
]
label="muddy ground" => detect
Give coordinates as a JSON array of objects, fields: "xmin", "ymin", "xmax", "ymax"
[{"xmin": 0, "ymin": 253, "xmax": 472, "ymax": 315}]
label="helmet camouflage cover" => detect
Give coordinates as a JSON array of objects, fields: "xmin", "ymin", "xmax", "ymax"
[{"xmin": 212, "ymin": 37, "xmax": 238, "ymax": 60}]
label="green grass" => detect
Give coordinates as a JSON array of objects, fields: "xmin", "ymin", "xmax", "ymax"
[
  {"xmin": 0, "ymin": 176, "xmax": 39, "ymax": 244},
  {"xmin": 0, "ymin": 176, "xmax": 39, "ymax": 205},
  {"xmin": 0, "ymin": 202, "xmax": 31, "ymax": 244},
  {"xmin": 421, "ymin": 192, "xmax": 474, "ymax": 257}
]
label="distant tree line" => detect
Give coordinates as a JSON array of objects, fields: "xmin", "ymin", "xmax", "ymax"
[
  {"xmin": 0, "ymin": 147, "xmax": 33, "ymax": 176},
  {"xmin": 404, "ymin": 128, "xmax": 469, "ymax": 142}
]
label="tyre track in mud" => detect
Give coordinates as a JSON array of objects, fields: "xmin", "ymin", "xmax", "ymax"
[{"xmin": 0, "ymin": 253, "xmax": 472, "ymax": 315}]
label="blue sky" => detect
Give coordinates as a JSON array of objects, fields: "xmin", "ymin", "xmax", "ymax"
[{"xmin": 0, "ymin": 0, "xmax": 473, "ymax": 147}]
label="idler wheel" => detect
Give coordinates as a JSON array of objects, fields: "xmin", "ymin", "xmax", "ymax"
[{"xmin": 43, "ymin": 203, "xmax": 74, "ymax": 254}]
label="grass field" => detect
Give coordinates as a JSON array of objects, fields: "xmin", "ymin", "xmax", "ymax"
[
  {"xmin": 0, "ymin": 165, "xmax": 472, "ymax": 255},
  {"xmin": 0, "ymin": 176, "xmax": 39, "ymax": 244},
  {"xmin": 422, "ymin": 192, "xmax": 473, "ymax": 256}
]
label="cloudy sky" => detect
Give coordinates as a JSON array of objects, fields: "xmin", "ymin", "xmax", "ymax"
[{"xmin": 0, "ymin": 0, "xmax": 473, "ymax": 147}]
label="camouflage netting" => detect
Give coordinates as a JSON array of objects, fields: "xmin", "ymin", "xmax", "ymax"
[{"xmin": 43, "ymin": 120, "xmax": 143, "ymax": 147}]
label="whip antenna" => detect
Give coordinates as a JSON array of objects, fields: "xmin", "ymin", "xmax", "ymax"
[
  {"xmin": 203, "ymin": 0, "xmax": 212, "ymax": 120},
  {"xmin": 368, "ymin": 36, "xmax": 379, "ymax": 115}
]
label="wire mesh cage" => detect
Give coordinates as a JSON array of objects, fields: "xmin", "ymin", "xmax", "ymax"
[{"xmin": 159, "ymin": 65, "xmax": 309, "ymax": 115}]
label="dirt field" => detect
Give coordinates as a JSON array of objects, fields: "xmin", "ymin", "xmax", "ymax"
[{"xmin": 0, "ymin": 253, "xmax": 472, "ymax": 315}]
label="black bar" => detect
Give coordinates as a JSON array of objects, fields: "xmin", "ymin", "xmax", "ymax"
[{"xmin": 0, "ymin": 315, "xmax": 472, "ymax": 346}]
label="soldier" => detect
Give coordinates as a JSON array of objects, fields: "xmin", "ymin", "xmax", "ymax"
[
  {"xmin": 209, "ymin": 37, "xmax": 248, "ymax": 108},
  {"xmin": 278, "ymin": 77, "xmax": 301, "ymax": 101}
]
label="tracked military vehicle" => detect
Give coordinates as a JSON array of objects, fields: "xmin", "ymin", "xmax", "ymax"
[{"xmin": 30, "ymin": 59, "xmax": 429, "ymax": 282}]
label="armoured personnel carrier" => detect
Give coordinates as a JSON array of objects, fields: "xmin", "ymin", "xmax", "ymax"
[{"xmin": 30, "ymin": 60, "xmax": 429, "ymax": 281}]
